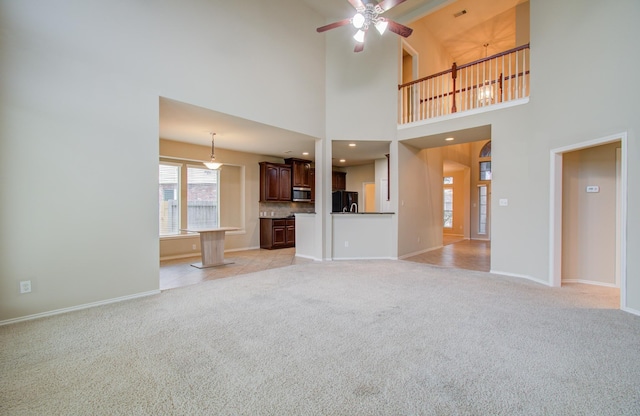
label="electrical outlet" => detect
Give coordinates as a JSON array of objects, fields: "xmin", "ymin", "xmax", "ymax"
[
  {"xmin": 344, "ymin": 241, "xmax": 349, "ymax": 247},
  {"xmin": 192, "ymin": 244, "xmax": 197, "ymax": 250},
  {"xmin": 20, "ymin": 280, "xmax": 31, "ymax": 294}
]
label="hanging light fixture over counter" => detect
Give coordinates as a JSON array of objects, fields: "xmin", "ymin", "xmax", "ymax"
[{"xmin": 203, "ymin": 132, "xmax": 222, "ymax": 170}]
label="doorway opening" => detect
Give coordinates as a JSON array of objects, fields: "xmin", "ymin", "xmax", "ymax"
[{"xmin": 550, "ymin": 132, "xmax": 627, "ymax": 310}]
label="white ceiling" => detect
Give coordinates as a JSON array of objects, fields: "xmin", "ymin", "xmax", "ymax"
[
  {"xmin": 159, "ymin": 98, "xmax": 318, "ymax": 161},
  {"xmin": 159, "ymin": 0, "xmax": 524, "ymax": 166}
]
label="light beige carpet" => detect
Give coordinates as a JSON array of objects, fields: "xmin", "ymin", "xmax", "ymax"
[{"xmin": 1, "ymin": 260, "xmax": 639, "ymax": 415}]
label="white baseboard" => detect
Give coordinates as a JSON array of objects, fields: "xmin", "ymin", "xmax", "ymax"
[
  {"xmin": 332, "ymin": 256, "xmax": 398, "ymax": 261},
  {"xmin": 0, "ymin": 290, "xmax": 161, "ymax": 327},
  {"xmin": 622, "ymin": 305, "xmax": 640, "ymax": 317},
  {"xmin": 490, "ymin": 270, "xmax": 551, "ymax": 286},
  {"xmin": 226, "ymin": 246, "xmax": 260, "ymax": 253},
  {"xmin": 398, "ymin": 246, "xmax": 444, "ymax": 260},
  {"xmin": 295, "ymin": 254, "xmax": 321, "ymax": 261},
  {"xmin": 160, "ymin": 246, "xmax": 260, "ymax": 261},
  {"xmin": 562, "ymin": 279, "xmax": 618, "ymax": 288},
  {"xmin": 160, "ymin": 253, "xmax": 200, "ymax": 261}
]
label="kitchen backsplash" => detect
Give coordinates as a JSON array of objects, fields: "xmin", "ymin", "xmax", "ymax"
[{"xmin": 259, "ymin": 201, "xmax": 315, "ymax": 218}]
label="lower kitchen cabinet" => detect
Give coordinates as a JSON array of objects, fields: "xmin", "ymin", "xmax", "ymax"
[{"xmin": 260, "ymin": 218, "xmax": 295, "ymax": 249}]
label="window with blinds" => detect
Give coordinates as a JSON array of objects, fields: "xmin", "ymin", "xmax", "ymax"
[
  {"xmin": 187, "ymin": 166, "xmax": 219, "ymax": 230},
  {"xmin": 159, "ymin": 164, "xmax": 180, "ymax": 235}
]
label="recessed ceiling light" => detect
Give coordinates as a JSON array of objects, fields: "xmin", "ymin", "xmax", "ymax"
[
  {"xmin": 445, "ymin": 137, "xmax": 455, "ymax": 141},
  {"xmin": 339, "ymin": 159, "xmax": 346, "ymax": 163},
  {"xmin": 302, "ymin": 152, "xmax": 309, "ymax": 156},
  {"xmin": 348, "ymin": 143, "xmax": 357, "ymax": 147}
]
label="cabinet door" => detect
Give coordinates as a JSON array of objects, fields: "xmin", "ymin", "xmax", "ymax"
[
  {"xmin": 286, "ymin": 224, "xmax": 295, "ymax": 245},
  {"xmin": 332, "ymin": 171, "xmax": 346, "ymax": 191},
  {"xmin": 272, "ymin": 226, "xmax": 287, "ymax": 246},
  {"xmin": 279, "ymin": 166, "xmax": 292, "ymax": 201},
  {"xmin": 292, "ymin": 161, "xmax": 311, "ymax": 187},
  {"xmin": 264, "ymin": 164, "xmax": 281, "ymax": 201}
]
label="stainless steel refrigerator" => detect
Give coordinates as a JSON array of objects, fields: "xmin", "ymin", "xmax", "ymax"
[{"xmin": 332, "ymin": 191, "xmax": 358, "ymax": 213}]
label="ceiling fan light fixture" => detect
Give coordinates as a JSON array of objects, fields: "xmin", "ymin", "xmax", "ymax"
[
  {"xmin": 352, "ymin": 13, "xmax": 365, "ymax": 29},
  {"xmin": 375, "ymin": 19, "xmax": 388, "ymax": 35},
  {"xmin": 353, "ymin": 29, "xmax": 365, "ymax": 43}
]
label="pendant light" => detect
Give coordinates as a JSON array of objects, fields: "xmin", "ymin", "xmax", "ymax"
[{"xmin": 203, "ymin": 132, "xmax": 222, "ymax": 170}]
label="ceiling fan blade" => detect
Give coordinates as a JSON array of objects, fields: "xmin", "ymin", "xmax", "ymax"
[
  {"xmin": 317, "ymin": 18, "xmax": 352, "ymax": 33},
  {"xmin": 386, "ymin": 20, "xmax": 413, "ymax": 38},
  {"xmin": 347, "ymin": 0, "xmax": 365, "ymax": 11},
  {"xmin": 377, "ymin": 0, "xmax": 408, "ymax": 12}
]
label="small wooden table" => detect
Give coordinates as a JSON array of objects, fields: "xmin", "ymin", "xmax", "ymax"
[{"xmin": 181, "ymin": 227, "xmax": 238, "ymax": 269}]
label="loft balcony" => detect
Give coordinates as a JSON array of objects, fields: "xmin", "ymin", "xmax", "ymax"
[{"xmin": 398, "ymin": 44, "xmax": 530, "ymax": 125}]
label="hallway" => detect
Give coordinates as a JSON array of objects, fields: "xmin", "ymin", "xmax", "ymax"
[{"xmin": 403, "ymin": 238, "xmax": 491, "ymax": 272}]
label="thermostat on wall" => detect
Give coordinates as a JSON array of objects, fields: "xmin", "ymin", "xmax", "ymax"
[{"xmin": 586, "ymin": 185, "xmax": 600, "ymax": 193}]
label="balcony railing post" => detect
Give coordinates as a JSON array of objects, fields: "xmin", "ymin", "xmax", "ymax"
[{"xmin": 451, "ymin": 62, "xmax": 457, "ymax": 113}]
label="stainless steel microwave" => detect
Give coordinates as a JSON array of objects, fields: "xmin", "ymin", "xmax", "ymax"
[{"xmin": 292, "ymin": 187, "xmax": 312, "ymax": 202}]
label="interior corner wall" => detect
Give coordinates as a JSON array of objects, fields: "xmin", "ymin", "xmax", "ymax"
[
  {"xmin": 325, "ymin": 31, "xmax": 399, "ymax": 141},
  {"xmin": 397, "ymin": 143, "xmax": 443, "ymax": 258},
  {"xmin": 403, "ymin": 18, "xmax": 451, "ymax": 77}
]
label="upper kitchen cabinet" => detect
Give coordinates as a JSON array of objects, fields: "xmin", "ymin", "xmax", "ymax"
[
  {"xmin": 332, "ymin": 171, "xmax": 346, "ymax": 191},
  {"xmin": 259, "ymin": 162, "xmax": 292, "ymax": 202},
  {"xmin": 285, "ymin": 158, "xmax": 312, "ymax": 188}
]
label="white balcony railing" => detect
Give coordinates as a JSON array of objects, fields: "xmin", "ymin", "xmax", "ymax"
[{"xmin": 399, "ymin": 43, "xmax": 530, "ymax": 124}]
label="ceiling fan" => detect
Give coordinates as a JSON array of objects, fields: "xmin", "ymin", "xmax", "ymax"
[{"xmin": 316, "ymin": 0, "xmax": 413, "ymax": 52}]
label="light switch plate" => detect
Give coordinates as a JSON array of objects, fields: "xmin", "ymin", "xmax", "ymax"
[
  {"xmin": 499, "ymin": 198, "xmax": 508, "ymax": 206},
  {"xmin": 586, "ymin": 185, "xmax": 600, "ymax": 193}
]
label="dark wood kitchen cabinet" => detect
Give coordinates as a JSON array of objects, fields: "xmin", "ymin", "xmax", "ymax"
[
  {"xmin": 309, "ymin": 168, "xmax": 315, "ymax": 202},
  {"xmin": 259, "ymin": 162, "xmax": 292, "ymax": 202},
  {"xmin": 260, "ymin": 218, "xmax": 295, "ymax": 249},
  {"xmin": 284, "ymin": 158, "xmax": 312, "ymax": 188},
  {"xmin": 332, "ymin": 171, "xmax": 346, "ymax": 191}
]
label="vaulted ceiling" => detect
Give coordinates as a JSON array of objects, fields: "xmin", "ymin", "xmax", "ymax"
[{"xmin": 160, "ymin": 0, "xmax": 527, "ymax": 165}]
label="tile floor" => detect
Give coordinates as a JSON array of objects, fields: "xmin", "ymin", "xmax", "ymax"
[
  {"xmin": 160, "ymin": 237, "xmax": 490, "ymax": 291},
  {"xmin": 160, "ymin": 248, "xmax": 313, "ymax": 291},
  {"xmin": 404, "ymin": 238, "xmax": 491, "ymax": 272}
]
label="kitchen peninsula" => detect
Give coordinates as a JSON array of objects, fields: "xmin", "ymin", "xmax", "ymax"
[{"xmin": 331, "ymin": 212, "xmax": 395, "ymax": 260}]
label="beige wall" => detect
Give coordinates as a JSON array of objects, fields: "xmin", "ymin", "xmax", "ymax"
[
  {"xmin": 443, "ymin": 169, "xmax": 468, "ymax": 237},
  {"xmin": 0, "ymin": 0, "xmax": 326, "ymax": 321},
  {"xmin": 397, "ymin": 143, "xmax": 443, "ymax": 257},
  {"xmin": 397, "ymin": 0, "xmax": 640, "ymax": 315},
  {"xmin": 2, "ymin": 0, "xmax": 640, "ymax": 321},
  {"xmin": 159, "ymin": 139, "xmax": 282, "ymax": 258},
  {"xmin": 562, "ymin": 142, "xmax": 620, "ymax": 286},
  {"xmin": 345, "ymin": 163, "xmax": 375, "ymax": 194},
  {"xmin": 403, "ymin": 17, "xmax": 451, "ymax": 77}
]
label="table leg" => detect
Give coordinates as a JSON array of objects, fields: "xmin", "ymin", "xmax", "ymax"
[{"xmin": 190, "ymin": 230, "xmax": 233, "ymax": 268}]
